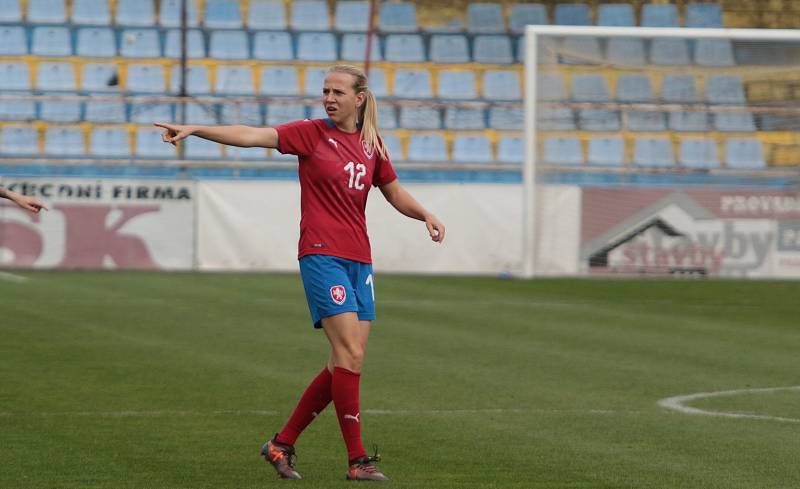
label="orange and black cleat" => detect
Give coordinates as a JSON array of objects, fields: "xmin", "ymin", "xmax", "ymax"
[
  {"xmin": 261, "ymin": 435, "xmax": 302, "ymax": 480},
  {"xmin": 346, "ymin": 448, "xmax": 389, "ymax": 481}
]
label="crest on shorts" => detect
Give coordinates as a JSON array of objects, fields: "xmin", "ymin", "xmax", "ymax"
[
  {"xmin": 330, "ymin": 285, "xmax": 347, "ymax": 305},
  {"xmin": 362, "ymin": 139, "xmax": 374, "ymax": 159}
]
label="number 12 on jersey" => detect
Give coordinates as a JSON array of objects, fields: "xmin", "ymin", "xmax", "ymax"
[{"xmin": 345, "ymin": 161, "xmax": 366, "ymax": 190}]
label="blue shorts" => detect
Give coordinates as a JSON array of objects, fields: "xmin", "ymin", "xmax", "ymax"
[{"xmin": 299, "ymin": 254, "xmax": 376, "ymax": 329}]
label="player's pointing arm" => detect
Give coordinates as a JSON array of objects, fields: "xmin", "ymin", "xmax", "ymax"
[
  {"xmin": 154, "ymin": 123, "xmax": 279, "ymax": 149},
  {"xmin": 0, "ymin": 186, "xmax": 48, "ymax": 214}
]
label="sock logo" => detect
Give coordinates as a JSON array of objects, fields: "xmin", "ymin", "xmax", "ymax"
[
  {"xmin": 344, "ymin": 412, "xmax": 360, "ymax": 423},
  {"xmin": 330, "ymin": 285, "xmax": 347, "ymax": 305}
]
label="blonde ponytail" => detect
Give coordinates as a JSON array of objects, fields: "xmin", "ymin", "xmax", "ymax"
[{"xmin": 328, "ymin": 64, "xmax": 390, "ymax": 160}]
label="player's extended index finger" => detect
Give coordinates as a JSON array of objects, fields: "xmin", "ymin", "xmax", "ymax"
[{"xmin": 153, "ymin": 122, "xmax": 176, "ymax": 131}]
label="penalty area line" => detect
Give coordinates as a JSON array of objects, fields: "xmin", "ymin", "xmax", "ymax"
[
  {"xmin": 0, "ymin": 271, "xmax": 28, "ymax": 283},
  {"xmin": 657, "ymin": 385, "xmax": 800, "ymax": 424}
]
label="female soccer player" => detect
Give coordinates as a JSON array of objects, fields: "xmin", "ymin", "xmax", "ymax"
[
  {"xmin": 0, "ymin": 186, "xmax": 48, "ymax": 213},
  {"xmin": 155, "ymin": 64, "xmax": 445, "ymax": 481}
]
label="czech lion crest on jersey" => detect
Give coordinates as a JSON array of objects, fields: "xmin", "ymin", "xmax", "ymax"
[
  {"xmin": 362, "ymin": 139, "xmax": 374, "ymax": 159},
  {"xmin": 330, "ymin": 285, "xmax": 347, "ymax": 305}
]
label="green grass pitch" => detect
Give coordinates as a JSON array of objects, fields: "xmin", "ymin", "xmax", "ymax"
[{"xmin": 2, "ymin": 271, "xmax": 799, "ymax": 488}]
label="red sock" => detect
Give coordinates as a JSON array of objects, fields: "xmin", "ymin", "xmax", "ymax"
[
  {"xmin": 332, "ymin": 367, "xmax": 367, "ymax": 461},
  {"xmin": 275, "ymin": 367, "xmax": 332, "ymax": 446}
]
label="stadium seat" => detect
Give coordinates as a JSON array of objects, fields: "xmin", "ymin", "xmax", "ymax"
[
  {"xmin": 694, "ymin": 39, "xmax": 735, "ymax": 66},
  {"xmin": 408, "ymin": 134, "xmax": 447, "ymax": 162},
  {"xmin": 341, "ymin": 34, "xmax": 382, "ymax": 62},
  {"xmin": 384, "ymin": 34, "xmax": 426, "ymax": 62},
  {"xmin": 555, "ymin": 3, "xmax": 591, "ymax": 25},
  {"xmin": 303, "ymin": 68, "xmax": 327, "ymax": 96},
  {"xmin": 628, "ymin": 111, "xmax": 667, "ymax": 132},
  {"xmin": 713, "ymin": 112, "xmax": 756, "ymax": 132},
  {"xmin": 597, "ymin": 4, "xmax": 634, "ymax": 26},
  {"xmin": 536, "ymin": 72, "xmax": 566, "ymax": 101},
  {"xmin": 467, "ymin": 3, "xmax": 505, "ymax": 34},
  {"xmin": 498, "ymin": 136, "xmax": 523, "ymax": 164},
  {"xmin": 36, "ymin": 63, "xmax": 76, "ymax": 92},
  {"xmin": 483, "ymin": 71, "xmax": 520, "ymax": 101},
  {"xmin": 473, "ymin": 35, "xmax": 514, "ymax": 64},
  {"xmin": 253, "ymin": 31, "xmax": 294, "ymax": 61},
  {"xmin": 27, "ymin": 0, "xmax": 66, "ymax": 23},
  {"xmin": 668, "ymin": 111, "xmax": 709, "ymax": 131},
  {"xmin": 266, "ymin": 104, "xmax": 305, "ymax": 126},
  {"xmin": 430, "ymin": 35, "xmax": 470, "ymax": 64},
  {"xmin": 633, "ymin": 137, "xmax": 674, "ymax": 167},
  {"xmin": 164, "ymin": 30, "xmax": 206, "ymax": 59},
  {"xmin": 438, "ymin": 70, "xmax": 477, "ymax": 100},
  {"xmin": 510, "ymin": 3, "xmax": 547, "ymax": 34},
  {"xmin": 572, "ymin": 74, "xmax": 610, "ymax": 102},
  {"xmin": 204, "ymin": 0, "xmax": 242, "ymax": 28},
  {"xmin": 544, "ymin": 136, "xmax": 583, "ymax": 165},
  {"xmin": 335, "ymin": 1, "xmax": 369, "ymax": 32},
  {"xmin": 90, "ymin": 127, "xmax": 130, "ymax": 157},
  {"xmin": 44, "ymin": 127, "xmax": 84, "ymax": 156},
  {"xmin": 72, "ymin": 0, "xmax": 111, "ymax": 25},
  {"xmin": 214, "ymin": 65, "xmax": 253, "ymax": 95},
  {"xmin": 0, "ymin": 126, "xmax": 38, "ymax": 155},
  {"xmin": 0, "ymin": 63, "xmax": 30, "ymax": 91},
  {"xmin": 579, "ymin": 110, "xmax": 621, "ymax": 131},
  {"xmin": 661, "ymin": 75, "xmax": 698, "ymax": 102},
  {"xmin": 725, "ymin": 138, "xmax": 765, "ymax": 169},
  {"xmin": 560, "ymin": 36, "xmax": 602, "ymax": 65},
  {"xmin": 136, "ymin": 127, "xmax": 176, "ymax": 158},
  {"xmin": 170, "ymin": 65, "xmax": 210, "ymax": 95},
  {"xmin": 81, "ymin": 64, "xmax": 118, "ymax": 93},
  {"xmin": 489, "ymin": 107, "xmax": 523, "ymax": 130},
  {"xmin": 129, "ymin": 101, "xmax": 173, "ymax": 123},
  {"xmin": 367, "ymin": 68, "xmax": 388, "ymax": 97},
  {"xmin": 291, "ymin": 0, "xmax": 330, "ymax": 31},
  {"xmin": 39, "ymin": 98, "xmax": 82, "ymax": 122},
  {"xmin": 381, "ymin": 133, "xmax": 402, "ymax": 160},
  {"xmin": 537, "ymin": 108, "xmax": 575, "ymax": 131},
  {"xmin": 0, "ymin": 97, "xmax": 36, "ymax": 121},
  {"xmin": 209, "ymin": 30, "xmax": 249, "ymax": 59},
  {"xmin": 160, "ymin": 0, "xmax": 200, "ymax": 27},
  {"xmin": 77, "ymin": 28, "xmax": 116, "ymax": 57},
  {"xmin": 221, "ymin": 102, "xmax": 262, "ymax": 125},
  {"xmin": 185, "ymin": 136, "xmax": 223, "ymax": 159},
  {"xmin": 706, "ymin": 76, "xmax": 746, "ymax": 104},
  {"xmin": 679, "ymin": 139, "xmax": 720, "ymax": 168},
  {"xmin": 297, "ymin": 32, "xmax": 338, "ymax": 61},
  {"xmin": 453, "ymin": 135, "xmax": 493, "ymax": 163},
  {"xmin": 616, "ymin": 75, "xmax": 653, "ymax": 102},
  {"xmin": 32, "ymin": 26, "xmax": 72, "ymax": 56},
  {"xmin": 116, "ymin": 0, "xmax": 155, "ymax": 26},
  {"xmin": 227, "ymin": 146, "xmax": 268, "ymax": 161},
  {"xmin": 260, "ymin": 66, "xmax": 299, "ymax": 96},
  {"xmin": 0, "ymin": 0, "xmax": 22, "ymax": 22},
  {"xmin": 686, "ymin": 3, "xmax": 723, "ymax": 28},
  {"xmin": 127, "ymin": 64, "xmax": 166, "ymax": 93},
  {"xmin": 378, "ymin": 2, "xmax": 417, "ymax": 33},
  {"xmin": 84, "ymin": 99, "xmax": 126, "ymax": 123},
  {"xmin": 606, "ymin": 38, "xmax": 646, "ymax": 66},
  {"xmin": 393, "ymin": 70, "xmax": 432, "ymax": 99},
  {"xmin": 248, "ymin": 0, "xmax": 287, "ymax": 29},
  {"xmin": 444, "ymin": 108, "xmax": 485, "ymax": 130},
  {"xmin": 120, "ymin": 29, "xmax": 161, "ymax": 58},
  {"xmin": 650, "ymin": 39, "xmax": 690, "ymax": 65},
  {"xmin": 377, "ymin": 105, "xmax": 397, "ymax": 129},
  {"xmin": 399, "ymin": 107, "xmax": 441, "ymax": 130},
  {"xmin": 0, "ymin": 26, "xmax": 27, "ymax": 55},
  {"xmin": 588, "ymin": 136, "xmax": 625, "ymax": 166},
  {"xmin": 641, "ymin": 4, "xmax": 680, "ymax": 27}
]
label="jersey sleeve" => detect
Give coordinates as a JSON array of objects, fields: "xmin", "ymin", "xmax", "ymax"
[
  {"xmin": 275, "ymin": 119, "xmax": 321, "ymax": 157},
  {"xmin": 373, "ymin": 148, "xmax": 398, "ymax": 187}
]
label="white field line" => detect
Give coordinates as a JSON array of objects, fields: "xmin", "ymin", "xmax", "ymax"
[
  {"xmin": 657, "ymin": 386, "xmax": 800, "ymax": 424},
  {"xmin": 0, "ymin": 271, "xmax": 28, "ymax": 283}
]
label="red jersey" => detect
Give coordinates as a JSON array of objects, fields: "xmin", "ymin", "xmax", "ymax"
[{"xmin": 276, "ymin": 118, "xmax": 397, "ymax": 264}]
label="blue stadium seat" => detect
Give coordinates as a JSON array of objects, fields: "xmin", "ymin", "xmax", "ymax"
[
  {"xmin": 84, "ymin": 99, "xmax": 126, "ymax": 122},
  {"xmin": 32, "ymin": 26, "xmax": 72, "ymax": 56},
  {"xmin": 129, "ymin": 101, "xmax": 174, "ymax": 123},
  {"xmin": 0, "ymin": 26, "xmax": 27, "ymax": 55},
  {"xmin": 650, "ymin": 39, "xmax": 690, "ymax": 65},
  {"xmin": 0, "ymin": 126, "xmax": 38, "ymax": 155},
  {"xmin": 544, "ymin": 136, "xmax": 583, "ymax": 165},
  {"xmin": 453, "ymin": 135, "xmax": 493, "ymax": 163},
  {"xmin": 572, "ymin": 74, "xmax": 610, "ymax": 102},
  {"xmin": 214, "ymin": 65, "xmax": 253, "ymax": 95},
  {"xmin": 0, "ymin": 97, "xmax": 36, "ymax": 121},
  {"xmin": 377, "ymin": 105, "xmax": 397, "ymax": 129},
  {"xmin": 248, "ymin": 0, "xmax": 286, "ymax": 29},
  {"xmin": 555, "ymin": 3, "xmax": 591, "ymax": 25},
  {"xmin": 367, "ymin": 68, "xmax": 388, "ymax": 97},
  {"xmin": 120, "ymin": 29, "xmax": 161, "ymax": 58},
  {"xmin": 510, "ymin": 3, "xmax": 547, "ymax": 34},
  {"xmin": 694, "ymin": 39, "xmax": 735, "ymax": 66},
  {"xmin": 227, "ymin": 146, "xmax": 268, "ymax": 161},
  {"xmin": 661, "ymin": 75, "xmax": 697, "ymax": 102},
  {"xmin": 399, "ymin": 107, "xmax": 441, "ymax": 130},
  {"xmin": 408, "ymin": 134, "xmax": 447, "ymax": 162},
  {"xmin": 127, "ymin": 64, "xmax": 166, "ymax": 93},
  {"xmin": 209, "ymin": 30, "xmax": 249, "ymax": 59},
  {"xmin": 579, "ymin": 110, "xmax": 621, "ymax": 131},
  {"xmin": 0, "ymin": 63, "xmax": 30, "ymax": 91},
  {"xmin": 253, "ymin": 31, "xmax": 294, "ymax": 60},
  {"xmin": 430, "ymin": 35, "xmax": 470, "ymax": 63},
  {"xmin": 221, "ymin": 102, "xmax": 262, "ymax": 125},
  {"xmin": 537, "ymin": 72, "xmax": 566, "ymax": 101},
  {"xmin": 186, "ymin": 136, "xmax": 223, "ymax": 159},
  {"xmin": 136, "ymin": 127, "xmax": 176, "ymax": 158},
  {"xmin": 687, "ymin": 3, "xmax": 723, "ymax": 28},
  {"xmin": 437, "ymin": 70, "xmax": 477, "ymax": 100},
  {"xmin": 44, "ymin": 127, "xmax": 84, "ymax": 156},
  {"xmin": 628, "ymin": 111, "xmax": 667, "ymax": 132},
  {"xmin": 616, "ymin": 75, "xmax": 653, "ymax": 102},
  {"xmin": 81, "ymin": 63, "xmax": 118, "ymax": 93},
  {"xmin": 72, "ymin": 0, "xmax": 111, "ymax": 25},
  {"xmin": 160, "ymin": 0, "xmax": 200, "ymax": 27},
  {"xmin": 116, "ymin": 0, "xmax": 155, "ymax": 26},
  {"xmin": 642, "ymin": 4, "xmax": 680, "ymax": 27},
  {"xmin": 633, "ymin": 137, "xmax": 674, "ymax": 167},
  {"xmin": 378, "ymin": 2, "xmax": 417, "ymax": 33},
  {"xmin": 303, "ymin": 68, "xmax": 327, "ymax": 96},
  {"xmin": 473, "ymin": 35, "xmax": 514, "ymax": 64},
  {"xmin": 384, "ymin": 34, "xmax": 425, "ymax": 62},
  {"xmin": 341, "ymin": 34, "xmax": 382, "ymax": 62},
  {"xmin": 90, "ymin": 127, "xmax": 130, "ymax": 158},
  {"xmin": 606, "ymin": 38, "xmax": 646, "ymax": 66},
  {"xmin": 483, "ymin": 71, "xmax": 520, "ymax": 101},
  {"xmin": 560, "ymin": 36, "xmax": 602, "ymax": 65},
  {"xmin": 498, "ymin": 136, "xmax": 523, "ymax": 164},
  {"xmin": 170, "ymin": 65, "xmax": 211, "ymax": 94},
  {"xmin": 668, "ymin": 111, "xmax": 709, "ymax": 131},
  {"xmin": 393, "ymin": 70, "xmax": 432, "ymax": 99},
  {"xmin": 164, "ymin": 29, "xmax": 206, "ymax": 59},
  {"xmin": 444, "ymin": 108, "xmax": 485, "ymax": 130},
  {"xmin": 597, "ymin": 4, "xmax": 634, "ymax": 26},
  {"xmin": 588, "ymin": 136, "xmax": 625, "ymax": 166},
  {"xmin": 266, "ymin": 103, "xmax": 305, "ymax": 126},
  {"xmin": 381, "ymin": 133, "xmax": 402, "ymax": 160},
  {"xmin": 713, "ymin": 112, "xmax": 756, "ymax": 132},
  {"xmin": 297, "ymin": 32, "xmax": 338, "ymax": 61},
  {"xmin": 537, "ymin": 108, "xmax": 575, "ymax": 131},
  {"xmin": 291, "ymin": 0, "xmax": 330, "ymax": 31},
  {"xmin": 39, "ymin": 97, "xmax": 82, "ymax": 122},
  {"xmin": 260, "ymin": 66, "xmax": 299, "ymax": 96},
  {"xmin": 335, "ymin": 1, "xmax": 369, "ymax": 32},
  {"xmin": 489, "ymin": 107, "xmax": 523, "ymax": 130},
  {"xmin": 28, "ymin": 0, "xmax": 66, "ymax": 23},
  {"xmin": 36, "ymin": 63, "xmax": 76, "ymax": 92},
  {"xmin": 680, "ymin": 139, "xmax": 720, "ymax": 169},
  {"xmin": 0, "ymin": 0, "xmax": 22, "ymax": 22},
  {"xmin": 706, "ymin": 75, "xmax": 745, "ymax": 104},
  {"xmin": 725, "ymin": 138, "xmax": 765, "ymax": 169},
  {"xmin": 204, "ymin": 0, "xmax": 242, "ymax": 28},
  {"xmin": 77, "ymin": 28, "xmax": 116, "ymax": 57},
  {"xmin": 467, "ymin": 3, "xmax": 505, "ymax": 34}
]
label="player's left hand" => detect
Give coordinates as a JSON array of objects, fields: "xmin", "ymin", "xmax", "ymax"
[
  {"xmin": 12, "ymin": 194, "xmax": 48, "ymax": 214},
  {"xmin": 425, "ymin": 215, "xmax": 445, "ymax": 244}
]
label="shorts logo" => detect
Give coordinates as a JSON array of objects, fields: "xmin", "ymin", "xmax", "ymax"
[{"xmin": 330, "ymin": 285, "xmax": 347, "ymax": 305}]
